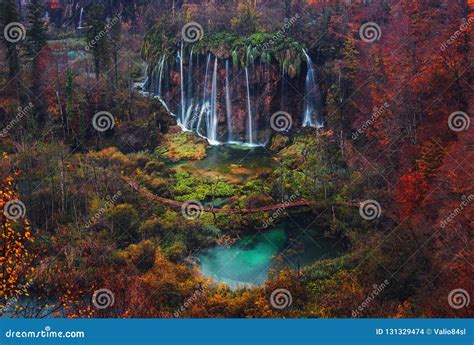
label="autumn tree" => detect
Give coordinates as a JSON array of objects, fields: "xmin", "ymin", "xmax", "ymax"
[
  {"xmin": 1, "ymin": 0, "xmax": 21, "ymax": 78},
  {"xmin": 86, "ymin": 4, "xmax": 111, "ymax": 80},
  {"xmin": 0, "ymin": 169, "xmax": 37, "ymax": 316},
  {"xmin": 25, "ymin": 0, "xmax": 48, "ymax": 126}
]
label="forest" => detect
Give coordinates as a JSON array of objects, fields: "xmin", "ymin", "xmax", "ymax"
[{"xmin": 0, "ymin": 0, "xmax": 472, "ymax": 318}]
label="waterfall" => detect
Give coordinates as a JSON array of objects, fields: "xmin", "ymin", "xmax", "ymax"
[
  {"xmin": 157, "ymin": 56, "xmax": 164, "ymax": 97},
  {"xmin": 245, "ymin": 67, "xmax": 254, "ymax": 145},
  {"xmin": 206, "ymin": 57, "xmax": 219, "ymax": 145},
  {"xmin": 141, "ymin": 49, "xmax": 320, "ymax": 147},
  {"xmin": 302, "ymin": 50, "xmax": 324, "ymax": 128},
  {"xmin": 78, "ymin": 7, "xmax": 84, "ymax": 29},
  {"xmin": 184, "ymin": 48, "xmax": 194, "ymax": 128},
  {"xmin": 225, "ymin": 60, "xmax": 233, "ymax": 142},
  {"xmin": 196, "ymin": 54, "xmax": 211, "ymax": 137},
  {"xmin": 178, "ymin": 45, "xmax": 186, "ymax": 126}
]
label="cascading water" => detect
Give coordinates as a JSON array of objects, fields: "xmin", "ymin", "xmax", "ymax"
[
  {"xmin": 140, "ymin": 46, "xmax": 324, "ymax": 146},
  {"xmin": 302, "ymin": 50, "xmax": 324, "ymax": 128},
  {"xmin": 225, "ymin": 60, "xmax": 233, "ymax": 142},
  {"xmin": 178, "ymin": 45, "xmax": 186, "ymax": 126},
  {"xmin": 245, "ymin": 67, "xmax": 254, "ymax": 146},
  {"xmin": 196, "ymin": 54, "xmax": 211, "ymax": 138},
  {"xmin": 78, "ymin": 7, "xmax": 84, "ymax": 29},
  {"xmin": 184, "ymin": 48, "xmax": 194, "ymax": 128},
  {"xmin": 206, "ymin": 57, "xmax": 219, "ymax": 145}
]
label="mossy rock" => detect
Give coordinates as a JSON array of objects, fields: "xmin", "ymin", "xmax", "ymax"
[
  {"xmin": 155, "ymin": 129, "xmax": 206, "ymax": 162},
  {"xmin": 268, "ymin": 134, "xmax": 290, "ymax": 152}
]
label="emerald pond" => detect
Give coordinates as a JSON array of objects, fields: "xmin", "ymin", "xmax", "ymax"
[{"xmin": 198, "ymin": 221, "xmax": 345, "ymax": 290}]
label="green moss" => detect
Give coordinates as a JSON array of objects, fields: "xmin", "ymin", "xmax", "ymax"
[
  {"xmin": 171, "ymin": 171, "xmax": 235, "ymax": 202},
  {"xmin": 154, "ymin": 130, "xmax": 206, "ymax": 162},
  {"xmin": 142, "ymin": 28, "xmax": 306, "ymax": 77}
]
